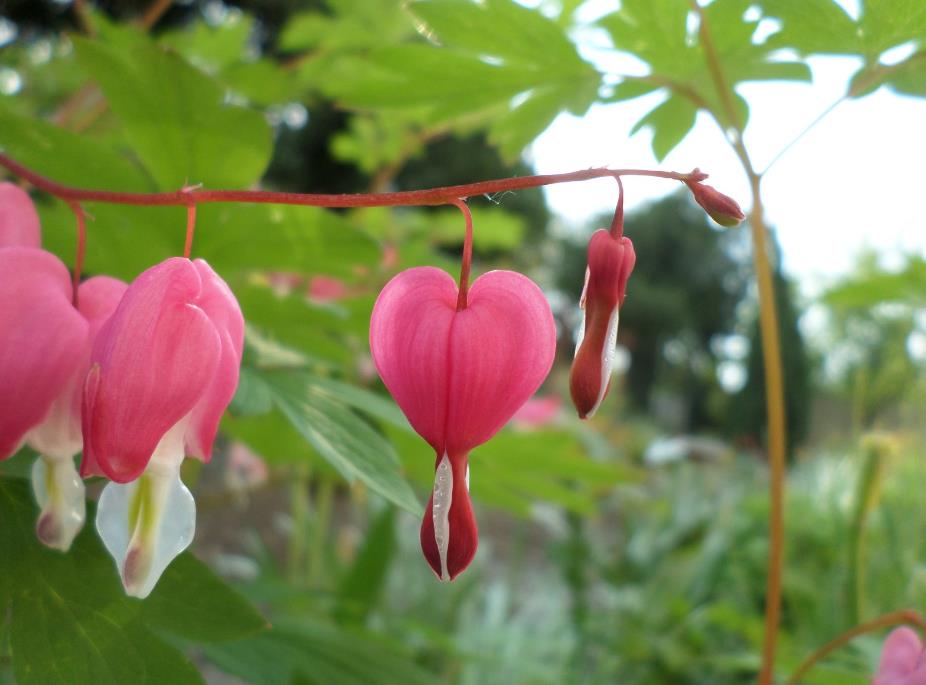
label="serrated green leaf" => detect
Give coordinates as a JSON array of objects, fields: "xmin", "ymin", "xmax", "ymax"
[
  {"xmin": 262, "ymin": 372, "xmax": 421, "ymax": 514},
  {"xmin": 73, "ymin": 34, "xmax": 271, "ymax": 190},
  {"xmin": 631, "ymin": 95, "xmax": 698, "ymax": 161}
]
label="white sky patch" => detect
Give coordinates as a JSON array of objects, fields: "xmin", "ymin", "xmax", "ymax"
[{"xmin": 530, "ymin": 57, "xmax": 926, "ymax": 294}]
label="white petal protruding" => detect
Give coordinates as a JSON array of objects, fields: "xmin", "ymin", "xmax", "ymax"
[
  {"xmin": 96, "ymin": 419, "xmax": 195, "ymax": 599},
  {"xmin": 31, "ymin": 454, "xmax": 85, "ymax": 552},
  {"xmin": 573, "ymin": 268, "xmax": 590, "ymax": 358},
  {"xmin": 585, "ymin": 306, "xmax": 620, "ymax": 419},
  {"xmin": 431, "ymin": 453, "xmax": 453, "ymax": 582},
  {"xmin": 25, "ymin": 377, "xmax": 82, "ymax": 461}
]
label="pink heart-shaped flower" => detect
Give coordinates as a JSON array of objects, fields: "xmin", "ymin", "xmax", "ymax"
[{"xmin": 370, "ymin": 266, "xmax": 555, "ymax": 581}]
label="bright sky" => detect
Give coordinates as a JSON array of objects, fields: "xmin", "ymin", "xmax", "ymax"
[{"xmin": 530, "ymin": 33, "xmax": 926, "ymax": 296}]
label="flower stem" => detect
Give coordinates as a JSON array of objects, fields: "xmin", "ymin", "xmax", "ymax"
[
  {"xmin": 183, "ymin": 203, "xmax": 196, "ymax": 259},
  {"xmin": 452, "ymin": 199, "xmax": 473, "ymax": 310},
  {"xmin": 0, "ymin": 152, "xmax": 697, "ymax": 210},
  {"xmin": 785, "ymin": 610, "xmax": 926, "ymax": 685},
  {"xmin": 68, "ymin": 201, "xmax": 86, "ymax": 307},
  {"xmin": 686, "ymin": 3, "xmax": 789, "ymax": 682},
  {"xmin": 609, "ymin": 175, "xmax": 624, "ymax": 239}
]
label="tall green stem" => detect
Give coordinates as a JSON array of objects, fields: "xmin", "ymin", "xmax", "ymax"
[{"xmin": 687, "ymin": 3, "xmax": 789, "ymax": 682}]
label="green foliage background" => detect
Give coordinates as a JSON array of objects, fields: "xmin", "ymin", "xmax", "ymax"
[{"xmin": 1, "ymin": 1, "xmax": 925, "ymax": 684}]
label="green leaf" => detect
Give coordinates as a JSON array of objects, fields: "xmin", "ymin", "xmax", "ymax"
[
  {"xmin": 323, "ymin": 0, "xmax": 601, "ymax": 160},
  {"xmin": 73, "ymin": 34, "xmax": 271, "ymax": 190},
  {"xmin": 759, "ymin": 0, "xmax": 861, "ymax": 55},
  {"xmin": 630, "ymin": 95, "xmax": 698, "ymax": 161},
  {"xmin": 262, "ymin": 372, "xmax": 421, "ymax": 515},
  {"xmin": 0, "ymin": 479, "xmax": 200, "ymax": 684},
  {"xmin": 606, "ymin": 79, "xmax": 663, "ymax": 102},
  {"xmin": 335, "ymin": 506, "xmax": 397, "ymax": 623},
  {"xmin": 204, "ymin": 619, "xmax": 436, "ymax": 685},
  {"xmin": 139, "ymin": 554, "xmax": 268, "ymax": 642},
  {"xmin": 0, "ymin": 105, "xmax": 153, "ymax": 191},
  {"xmin": 0, "ymin": 476, "xmax": 266, "ymax": 685}
]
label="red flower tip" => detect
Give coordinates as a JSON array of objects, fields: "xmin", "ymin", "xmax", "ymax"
[
  {"xmin": 685, "ymin": 180, "xmax": 745, "ymax": 227},
  {"xmin": 419, "ymin": 453, "xmax": 478, "ymax": 581},
  {"xmin": 570, "ymin": 230, "xmax": 636, "ymax": 419}
]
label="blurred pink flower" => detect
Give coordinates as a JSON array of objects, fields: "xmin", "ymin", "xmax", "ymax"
[
  {"xmin": 875, "ymin": 627, "xmax": 926, "ymax": 685},
  {"xmin": 370, "ymin": 266, "xmax": 555, "ymax": 581},
  {"xmin": 307, "ymin": 275, "xmax": 348, "ymax": 303},
  {"xmin": 227, "ymin": 442, "xmax": 269, "ymax": 491},
  {"xmin": 512, "ymin": 395, "xmax": 562, "ymax": 429}
]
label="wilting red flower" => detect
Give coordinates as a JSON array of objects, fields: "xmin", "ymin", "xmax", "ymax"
[
  {"xmin": 84, "ymin": 257, "xmax": 243, "ymax": 597},
  {"xmin": 685, "ymin": 180, "xmax": 745, "ymax": 227},
  {"xmin": 570, "ymin": 230, "xmax": 636, "ymax": 419},
  {"xmin": 370, "ymin": 267, "xmax": 555, "ymax": 580},
  {"xmin": 875, "ymin": 627, "xmax": 926, "ymax": 685}
]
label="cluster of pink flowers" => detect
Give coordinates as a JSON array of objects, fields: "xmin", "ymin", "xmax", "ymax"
[
  {"xmin": 0, "ymin": 184, "xmax": 243, "ymax": 598},
  {"xmin": 2, "ymin": 172, "xmax": 742, "ymax": 590}
]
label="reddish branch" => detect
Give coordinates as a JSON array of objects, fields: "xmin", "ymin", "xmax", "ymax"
[{"xmin": 0, "ymin": 153, "xmax": 702, "ymax": 210}]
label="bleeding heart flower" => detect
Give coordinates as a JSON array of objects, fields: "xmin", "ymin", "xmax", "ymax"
[
  {"xmin": 27, "ymin": 276, "xmax": 127, "ymax": 551},
  {"xmin": 370, "ymin": 266, "xmax": 555, "ymax": 581},
  {"xmin": 82, "ymin": 257, "xmax": 243, "ymax": 598},
  {"xmin": 570, "ymin": 229, "xmax": 636, "ymax": 419},
  {"xmin": 0, "ymin": 192, "xmax": 85, "ymax": 462},
  {"xmin": 875, "ymin": 627, "xmax": 926, "ymax": 685}
]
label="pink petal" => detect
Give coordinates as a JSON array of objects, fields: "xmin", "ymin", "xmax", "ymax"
[
  {"xmin": 29, "ymin": 276, "xmax": 130, "ymax": 459},
  {"xmin": 370, "ymin": 266, "xmax": 456, "ymax": 453},
  {"xmin": 876, "ymin": 628, "xmax": 926, "ymax": 685},
  {"xmin": 0, "ymin": 248, "xmax": 85, "ymax": 459},
  {"xmin": 81, "ymin": 258, "xmax": 222, "ymax": 482},
  {"xmin": 0, "ymin": 183, "xmax": 41, "ymax": 248},
  {"xmin": 184, "ymin": 259, "xmax": 244, "ymax": 461},
  {"xmin": 444, "ymin": 270, "xmax": 556, "ymax": 454}
]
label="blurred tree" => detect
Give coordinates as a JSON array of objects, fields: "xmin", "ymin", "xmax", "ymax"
[
  {"xmin": 819, "ymin": 252, "xmax": 926, "ymax": 429},
  {"xmin": 556, "ymin": 192, "xmax": 748, "ymax": 431},
  {"xmin": 731, "ymin": 239, "xmax": 811, "ymax": 459}
]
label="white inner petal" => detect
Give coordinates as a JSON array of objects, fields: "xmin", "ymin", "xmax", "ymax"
[
  {"xmin": 431, "ymin": 453, "xmax": 453, "ymax": 582},
  {"xmin": 31, "ymin": 454, "xmax": 85, "ymax": 552},
  {"xmin": 587, "ymin": 307, "xmax": 620, "ymax": 419},
  {"xmin": 96, "ymin": 417, "xmax": 196, "ymax": 598},
  {"xmin": 573, "ymin": 268, "xmax": 590, "ymax": 357}
]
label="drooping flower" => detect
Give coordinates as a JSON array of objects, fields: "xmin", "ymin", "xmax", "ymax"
[
  {"xmin": 370, "ymin": 267, "xmax": 555, "ymax": 581},
  {"xmin": 82, "ymin": 257, "xmax": 243, "ymax": 598},
  {"xmin": 874, "ymin": 627, "xmax": 926, "ymax": 685},
  {"xmin": 569, "ymin": 229, "xmax": 636, "ymax": 419},
  {"xmin": 0, "ymin": 189, "xmax": 86, "ymax": 461},
  {"xmin": 27, "ymin": 276, "xmax": 127, "ymax": 551}
]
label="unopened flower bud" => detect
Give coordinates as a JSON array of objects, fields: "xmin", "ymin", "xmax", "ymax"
[{"xmin": 685, "ymin": 181, "xmax": 745, "ymax": 227}]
